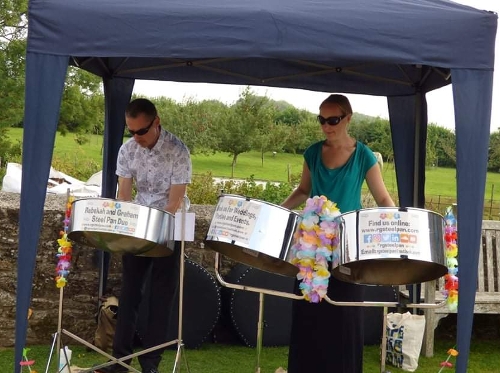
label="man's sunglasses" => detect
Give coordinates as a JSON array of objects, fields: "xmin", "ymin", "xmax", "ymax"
[
  {"xmin": 317, "ymin": 115, "xmax": 347, "ymax": 126},
  {"xmin": 128, "ymin": 117, "xmax": 155, "ymax": 136}
]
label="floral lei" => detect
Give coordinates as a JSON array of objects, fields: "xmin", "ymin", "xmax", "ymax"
[
  {"xmin": 443, "ymin": 206, "xmax": 458, "ymax": 311},
  {"xmin": 55, "ymin": 194, "xmax": 74, "ymax": 288},
  {"xmin": 290, "ymin": 195, "xmax": 341, "ymax": 303}
]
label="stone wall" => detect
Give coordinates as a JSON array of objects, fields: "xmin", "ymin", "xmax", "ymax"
[{"xmin": 0, "ymin": 191, "xmax": 232, "ymax": 347}]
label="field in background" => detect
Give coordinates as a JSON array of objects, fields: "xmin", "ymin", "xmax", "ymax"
[{"xmin": 4, "ymin": 128, "xmax": 500, "ymax": 218}]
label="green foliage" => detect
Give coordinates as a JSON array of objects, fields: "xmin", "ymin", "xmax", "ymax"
[
  {"xmin": 74, "ymin": 133, "xmax": 91, "ymax": 145},
  {"xmin": 155, "ymin": 96, "xmax": 228, "ymax": 155},
  {"xmin": 259, "ymin": 180, "xmax": 294, "ymax": 204},
  {"xmin": 273, "ymin": 105, "xmax": 314, "ymax": 126},
  {"xmin": 349, "ymin": 116, "xmax": 458, "ymax": 169},
  {"xmin": 0, "ymin": 127, "xmax": 22, "ymax": 181},
  {"xmin": 51, "ymin": 155, "xmax": 101, "ymax": 182},
  {"xmin": 1, "ymin": 3, "xmax": 104, "ymax": 133},
  {"xmin": 188, "ymin": 172, "xmax": 294, "ymax": 205},
  {"xmin": 259, "ymin": 122, "xmax": 289, "ymax": 154},
  {"xmin": 185, "ymin": 172, "xmax": 221, "ymax": 205},
  {"xmin": 427, "ymin": 124, "xmax": 456, "ymax": 167},
  {"xmin": 0, "ymin": 0, "xmax": 28, "ymax": 128},
  {"xmin": 488, "ymin": 130, "xmax": 500, "ymax": 172},
  {"xmin": 282, "ymin": 117, "xmax": 323, "ymax": 154},
  {"xmin": 58, "ymin": 68, "xmax": 105, "ymax": 135},
  {"xmin": 349, "ymin": 116, "xmax": 393, "ymax": 160}
]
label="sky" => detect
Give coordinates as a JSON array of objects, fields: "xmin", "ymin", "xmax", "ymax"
[{"xmin": 133, "ymin": 0, "xmax": 499, "ymax": 132}]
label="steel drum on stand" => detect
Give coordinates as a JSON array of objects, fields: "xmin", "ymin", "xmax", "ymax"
[
  {"xmin": 205, "ymin": 194, "xmax": 300, "ymax": 277},
  {"xmin": 332, "ymin": 207, "xmax": 447, "ymax": 285},
  {"xmin": 68, "ymin": 198, "xmax": 175, "ymax": 257}
]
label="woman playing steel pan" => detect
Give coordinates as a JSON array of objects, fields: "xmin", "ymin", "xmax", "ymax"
[{"xmin": 281, "ymin": 94, "xmax": 395, "ymax": 373}]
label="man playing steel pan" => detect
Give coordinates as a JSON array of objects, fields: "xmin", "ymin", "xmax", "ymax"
[{"xmin": 94, "ymin": 98, "xmax": 192, "ymax": 373}]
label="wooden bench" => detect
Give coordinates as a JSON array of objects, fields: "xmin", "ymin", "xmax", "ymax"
[{"xmin": 400, "ymin": 220, "xmax": 500, "ymax": 357}]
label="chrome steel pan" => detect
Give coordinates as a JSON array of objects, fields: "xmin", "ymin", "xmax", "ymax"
[
  {"xmin": 68, "ymin": 198, "xmax": 175, "ymax": 257},
  {"xmin": 205, "ymin": 194, "xmax": 300, "ymax": 277},
  {"xmin": 332, "ymin": 207, "xmax": 447, "ymax": 285}
]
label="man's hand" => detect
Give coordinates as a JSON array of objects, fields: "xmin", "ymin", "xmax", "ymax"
[{"xmin": 165, "ymin": 184, "xmax": 188, "ymax": 214}]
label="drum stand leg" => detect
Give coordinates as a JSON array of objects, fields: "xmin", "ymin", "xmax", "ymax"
[
  {"xmin": 213, "ymin": 253, "xmax": 304, "ymax": 373},
  {"xmin": 44, "ymin": 287, "xmax": 75, "ymax": 373},
  {"xmin": 255, "ymin": 293, "xmax": 265, "ymax": 373},
  {"xmin": 380, "ymin": 306, "xmax": 388, "ymax": 373},
  {"xmin": 172, "ymin": 199, "xmax": 191, "ymax": 373},
  {"xmin": 46, "ymin": 286, "xmax": 145, "ymax": 373}
]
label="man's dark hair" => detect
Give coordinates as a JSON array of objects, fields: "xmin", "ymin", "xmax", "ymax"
[{"xmin": 125, "ymin": 98, "xmax": 157, "ymax": 119}]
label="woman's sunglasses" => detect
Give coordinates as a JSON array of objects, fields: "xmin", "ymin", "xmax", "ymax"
[
  {"xmin": 128, "ymin": 117, "xmax": 155, "ymax": 136},
  {"xmin": 317, "ymin": 115, "xmax": 346, "ymax": 126}
]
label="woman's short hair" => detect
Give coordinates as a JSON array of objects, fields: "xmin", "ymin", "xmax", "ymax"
[{"xmin": 320, "ymin": 94, "xmax": 353, "ymax": 115}]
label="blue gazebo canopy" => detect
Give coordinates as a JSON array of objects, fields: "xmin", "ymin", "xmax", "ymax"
[{"xmin": 18, "ymin": 1, "xmax": 497, "ymax": 372}]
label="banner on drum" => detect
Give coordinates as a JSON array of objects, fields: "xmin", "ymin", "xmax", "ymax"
[
  {"xmin": 78, "ymin": 199, "xmax": 140, "ymax": 236},
  {"xmin": 208, "ymin": 197, "xmax": 262, "ymax": 245},
  {"xmin": 385, "ymin": 311, "xmax": 426, "ymax": 372},
  {"xmin": 357, "ymin": 210, "xmax": 429, "ymax": 261}
]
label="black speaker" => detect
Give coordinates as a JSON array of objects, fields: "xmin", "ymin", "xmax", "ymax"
[
  {"xmin": 225, "ymin": 264, "xmax": 295, "ymax": 347},
  {"xmin": 136, "ymin": 258, "xmax": 221, "ymax": 349}
]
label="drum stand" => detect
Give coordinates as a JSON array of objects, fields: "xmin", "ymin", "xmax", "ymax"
[
  {"xmin": 171, "ymin": 199, "xmax": 191, "ymax": 373},
  {"xmin": 46, "ymin": 200, "xmax": 191, "ymax": 373},
  {"xmin": 214, "ymin": 252, "xmax": 302, "ymax": 373},
  {"xmin": 214, "ymin": 252, "xmax": 446, "ymax": 373}
]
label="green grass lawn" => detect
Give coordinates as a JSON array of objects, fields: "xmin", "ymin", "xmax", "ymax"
[
  {"xmin": 1, "ymin": 338, "xmax": 498, "ymax": 372},
  {"xmin": 5, "ymin": 128, "xmax": 500, "ymax": 205}
]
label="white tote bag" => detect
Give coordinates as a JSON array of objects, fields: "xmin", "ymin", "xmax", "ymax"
[{"xmin": 385, "ymin": 312, "xmax": 426, "ymax": 372}]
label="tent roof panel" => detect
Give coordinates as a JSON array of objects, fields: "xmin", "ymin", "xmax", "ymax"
[{"xmin": 28, "ymin": 0, "xmax": 497, "ymax": 70}]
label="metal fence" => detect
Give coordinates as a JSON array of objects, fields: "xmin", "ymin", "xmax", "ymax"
[
  {"xmin": 425, "ymin": 195, "xmax": 500, "ymax": 220},
  {"xmin": 363, "ymin": 192, "xmax": 499, "ymax": 220}
]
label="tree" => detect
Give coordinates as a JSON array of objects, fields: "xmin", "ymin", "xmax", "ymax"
[
  {"xmin": 430, "ymin": 125, "xmax": 456, "ymax": 168},
  {"xmin": 488, "ymin": 130, "xmax": 500, "ymax": 172},
  {"xmin": 426, "ymin": 124, "xmax": 456, "ymax": 168},
  {"xmin": 254, "ymin": 122, "xmax": 289, "ymax": 166},
  {"xmin": 0, "ymin": 0, "xmax": 28, "ymax": 128},
  {"xmin": 58, "ymin": 68, "xmax": 105, "ymax": 137},
  {"xmin": 281, "ymin": 117, "xmax": 323, "ymax": 154},
  {"xmin": 215, "ymin": 88, "xmax": 272, "ymax": 174},
  {"xmin": 157, "ymin": 97, "xmax": 228, "ymax": 154},
  {"xmin": 273, "ymin": 104, "xmax": 313, "ymax": 126},
  {"xmin": 0, "ymin": 0, "xmax": 27, "ymax": 166},
  {"xmin": 250, "ymin": 98, "xmax": 282, "ymax": 166},
  {"xmin": 349, "ymin": 116, "xmax": 393, "ymax": 160},
  {"xmin": 426, "ymin": 125, "xmax": 439, "ymax": 168},
  {"xmin": 1, "ymin": 0, "xmax": 105, "ymax": 150}
]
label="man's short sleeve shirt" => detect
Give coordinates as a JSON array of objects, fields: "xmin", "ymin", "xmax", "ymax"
[{"xmin": 116, "ymin": 129, "xmax": 192, "ymax": 209}]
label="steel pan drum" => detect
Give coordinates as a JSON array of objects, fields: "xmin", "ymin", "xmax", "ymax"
[
  {"xmin": 332, "ymin": 207, "xmax": 447, "ymax": 285},
  {"xmin": 68, "ymin": 198, "xmax": 174, "ymax": 257},
  {"xmin": 205, "ymin": 194, "xmax": 300, "ymax": 277}
]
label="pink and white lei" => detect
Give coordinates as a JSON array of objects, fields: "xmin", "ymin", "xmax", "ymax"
[{"xmin": 290, "ymin": 195, "xmax": 341, "ymax": 303}]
